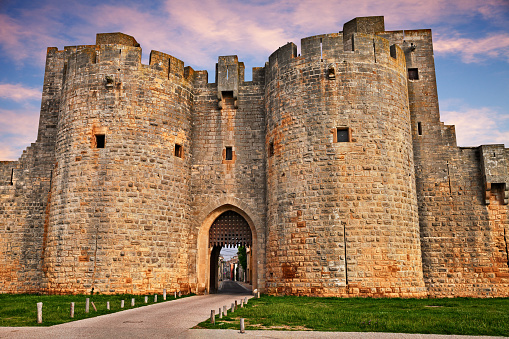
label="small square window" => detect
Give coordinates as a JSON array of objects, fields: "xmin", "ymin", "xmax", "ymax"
[
  {"xmin": 95, "ymin": 134, "xmax": 105, "ymax": 148},
  {"xmin": 174, "ymin": 144, "xmax": 183, "ymax": 158},
  {"xmin": 225, "ymin": 146, "xmax": 233, "ymax": 161},
  {"xmin": 336, "ymin": 128, "xmax": 350, "ymax": 143},
  {"xmin": 408, "ymin": 68, "xmax": 419, "ymax": 80}
]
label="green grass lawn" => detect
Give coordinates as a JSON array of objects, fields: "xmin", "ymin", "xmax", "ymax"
[
  {"xmin": 197, "ymin": 295, "xmax": 509, "ymax": 336},
  {"xmin": 0, "ymin": 293, "xmax": 186, "ymax": 327}
]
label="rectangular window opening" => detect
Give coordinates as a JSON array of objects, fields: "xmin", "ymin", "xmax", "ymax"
[
  {"xmin": 10, "ymin": 168, "xmax": 14, "ymax": 185},
  {"xmin": 417, "ymin": 122, "xmax": 422, "ymax": 136},
  {"xmin": 95, "ymin": 134, "xmax": 105, "ymax": 148},
  {"xmin": 336, "ymin": 127, "xmax": 350, "ymax": 143},
  {"xmin": 269, "ymin": 142, "xmax": 274, "ymax": 157},
  {"xmin": 320, "ymin": 38, "xmax": 323, "ymax": 61},
  {"xmin": 174, "ymin": 144, "xmax": 183, "ymax": 158},
  {"xmin": 491, "ymin": 183, "xmax": 505, "ymax": 204},
  {"xmin": 225, "ymin": 146, "xmax": 233, "ymax": 161},
  {"xmin": 408, "ymin": 68, "xmax": 419, "ymax": 80},
  {"xmin": 390, "ymin": 45, "xmax": 397, "ymax": 59}
]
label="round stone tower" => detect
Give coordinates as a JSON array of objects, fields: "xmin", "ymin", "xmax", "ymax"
[
  {"xmin": 44, "ymin": 33, "xmax": 194, "ymax": 294},
  {"xmin": 264, "ymin": 27, "xmax": 427, "ymax": 296}
]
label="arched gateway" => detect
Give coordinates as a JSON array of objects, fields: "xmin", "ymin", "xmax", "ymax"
[
  {"xmin": 196, "ymin": 205, "xmax": 258, "ymax": 294},
  {"xmin": 209, "ymin": 211, "xmax": 252, "ymax": 293}
]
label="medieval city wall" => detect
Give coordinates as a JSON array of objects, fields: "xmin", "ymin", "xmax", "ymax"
[
  {"xmin": 40, "ymin": 34, "xmax": 195, "ymax": 294},
  {"xmin": 380, "ymin": 29, "xmax": 509, "ymax": 297},
  {"xmin": 264, "ymin": 28, "xmax": 426, "ymax": 297},
  {"xmin": 0, "ymin": 45, "xmax": 63, "ymax": 293},
  {"xmin": 0, "ymin": 17, "xmax": 507, "ymax": 297},
  {"xmin": 188, "ymin": 58, "xmax": 267, "ymax": 293}
]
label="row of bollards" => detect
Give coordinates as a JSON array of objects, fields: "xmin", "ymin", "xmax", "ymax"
[
  {"xmin": 211, "ymin": 296, "xmax": 254, "ymax": 333},
  {"xmin": 36, "ymin": 289, "xmax": 184, "ymax": 324}
]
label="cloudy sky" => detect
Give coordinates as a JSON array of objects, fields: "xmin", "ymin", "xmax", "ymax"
[{"xmin": 0, "ymin": 0, "xmax": 508, "ymax": 160}]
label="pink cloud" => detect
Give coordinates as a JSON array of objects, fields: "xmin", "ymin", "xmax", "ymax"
[
  {"xmin": 441, "ymin": 106, "xmax": 509, "ymax": 147},
  {"xmin": 0, "ymin": 83, "xmax": 41, "ymax": 102},
  {"xmin": 2, "ymin": 0, "xmax": 508, "ymax": 71},
  {"xmin": 0, "ymin": 107, "xmax": 39, "ymax": 161},
  {"xmin": 434, "ymin": 33, "xmax": 509, "ymax": 63}
]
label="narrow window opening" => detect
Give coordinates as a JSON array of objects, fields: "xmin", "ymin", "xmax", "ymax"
[
  {"xmin": 373, "ymin": 39, "xmax": 377, "ymax": 63},
  {"xmin": 408, "ymin": 68, "xmax": 419, "ymax": 80},
  {"xmin": 269, "ymin": 142, "xmax": 274, "ymax": 157},
  {"xmin": 226, "ymin": 68, "xmax": 229, "ymax": 80},
  {"xmin": 225, "ymin": 146, "xmax": 233, "ymax": 161},
  {"xmin": 390, "ymin": 45, "xmax": 397, "ymax": 59},
  {"xmin": 336, "ymin": 127, "xmax": 350, "ymax": 143},
  {"xmin": 320, "ymin": 38, "xmax": 323, "ymax": 61},
  {"xmin": 168, "ymin": 59, "xmax": 171, "ymax": 79},
  {"xmin": 417, "ymin": 122, "xmax": 422, "ymax": 135},
  {"xmin": 10, "ymin": 168, "xmax": 14, "ymax": 185},
  {"xmin": 174, "ymin": 144, "xmax": 183, "ymax": 158},
  {"xmin": 95, "ymin": 134, "xmax": 105, "ymax": 148}
]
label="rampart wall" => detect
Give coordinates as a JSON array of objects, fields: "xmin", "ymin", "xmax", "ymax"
[
  {"xmin": 264, "ymin": 26, "xmax": 426, "ymax": 297},
  {"xmin": 0, "ymin": 17, "xmax": 507, "ymax": 297},
  {"xmin": 380, "ymin": 29, "xmax": 509, "ymax": 297}
]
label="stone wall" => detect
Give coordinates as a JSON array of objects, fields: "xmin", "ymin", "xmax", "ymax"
[
  {"xmin": 264, "ymin": 27, "xmax": 426, "ymax": 297},
  {"xmin": 189, "ymin": 56, "xmax": 267, "ymax": 293},
  {"xmin": 0, "ymin": 17, "xmax": 507, "ymax": 297},
  {"xmin": 41, "ymin": 35, "xmax": 194, "ymax": 294},
  {"xmin": 380, "ymin": 29, "xmax": 509, "ymax": 297}
]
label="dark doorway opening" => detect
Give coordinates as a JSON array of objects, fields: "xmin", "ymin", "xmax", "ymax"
[{"xmin": 209, "ymin": 210, "xmax": 252, "ymax": 294}]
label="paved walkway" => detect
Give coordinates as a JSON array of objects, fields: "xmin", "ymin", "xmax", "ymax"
[{"xmin": 0, "ymin": 282, "xmax": 504, "ymax": 339}]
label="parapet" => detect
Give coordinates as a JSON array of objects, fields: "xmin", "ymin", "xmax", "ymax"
[
  {"xmin": 343, "ymin": 16, "xmax": 385, "ymax": 48},
  {"xmin": 216, "ymin": 56, "xmax": 245, "ymax": 108},
  {"xmin": 96, "ymin": 33, "xmax": 139, "ymax": 47}
]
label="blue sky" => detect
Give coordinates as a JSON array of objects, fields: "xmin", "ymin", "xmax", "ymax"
[{"xmin": 0, "ymin": 0, "xmax": 508, "ymax": 160}]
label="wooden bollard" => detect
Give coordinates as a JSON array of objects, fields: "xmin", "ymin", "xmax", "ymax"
[
  {"xmin": 240, "ymin": 299, "xmax": 244, "ymax": 308},
  {"xmin": 37, "ymin": 302, "xmax": 43, "ymax": 324},
  {"xmin": 174, "ymin": 291, "xmax": 177, "ymax": 298},
  {"xmin": 240, "ymin": 318, "xmax": 245, "ymax": 333},
  {"xmin": 244, "ymin": 297, "xmax": 248, "ymax": 304},
  {"xmin": 163, "ymin": 289, "xmax": 167, "ymax": 300},
  {"xmin": 231, "ymin": 303, "xmax": 235, "ymax": 312},
  {"xmin": 85, "ymin": 298, "xmax": 90, "ymax": 313},
  {"xmin": 210, "ymin": 310, "xmax": 215, "ymax": 324},
  {"xmin": 257, "ymin": 291, "xmax": 260, "ymax": 298},
  {"xmin": 121, "ymin": 300, "xmax": 125, "ymax": 308},
  {"xmin": 131, "ymin": 298, "xmax": 135, "ymax": 306},
  {"xmin": 70, "ymin": 302, "xmax": 75, "ymax": 318},
  {"xmin": 223, "ymin": 305, "xmax": 227, "ymax": 316},
  {"xmin": 144, "ymin": 296, "xmax": 148, "ymax": 303},
  {"xmin": 91, "ymin": 301, "xmax": 97, "ymax": 312},
  {"xmin": 107, "ymin": 301, "xmax": 110, "ymax": 310},
  {"xmin": 154, "ymin": 295, "xmax": 157, "ymax": 303},
  {"xmin": 219, "ymin": 307, "xmax": 223, "ymax": 319}
]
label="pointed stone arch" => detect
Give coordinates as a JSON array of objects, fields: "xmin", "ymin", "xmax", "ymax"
[{"xmin": 196, "ymin": 200, "xmax": 261, "ymax": 294}]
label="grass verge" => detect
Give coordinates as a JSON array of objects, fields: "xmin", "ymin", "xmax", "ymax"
[
  {"xmin": 196, "ymin": 295, "xmax": 509, "ymax": 336},
  {"xmin": 0, "ymin": 293, "xmax": 190, "ymax": 327}
]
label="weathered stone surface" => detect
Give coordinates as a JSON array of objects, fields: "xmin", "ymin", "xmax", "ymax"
[{"xmin": 0, "ymin": 16, "xmax": 507, "ymax": 297}]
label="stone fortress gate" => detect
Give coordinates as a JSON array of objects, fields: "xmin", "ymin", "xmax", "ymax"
[{"xmin": 0, "ymin": 16, "xmax": 508, "ymax": 298}]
